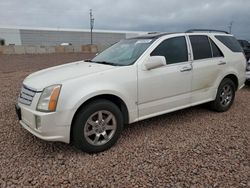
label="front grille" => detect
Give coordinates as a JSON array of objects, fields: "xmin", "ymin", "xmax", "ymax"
[{"xmin": 19, "ymin": 85, "xmax": 37, "ymax": 106}]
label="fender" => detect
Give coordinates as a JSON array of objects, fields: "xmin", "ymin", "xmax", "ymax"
[{"xmin": 56, "ymin": 67, "xmax": 138, "ymax": 125}]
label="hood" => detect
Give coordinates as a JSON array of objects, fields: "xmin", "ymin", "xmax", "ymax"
[{"xmin": 23, "ymin": 61, "xmax": 115, "ymax": 91}]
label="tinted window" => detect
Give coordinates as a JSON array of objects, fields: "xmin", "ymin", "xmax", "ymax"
[
  {"xmin": 238, "ymin": 40, "xmax": 250, "ymax": 48},
  {"xmin": 215, "ymin": 36, "xmax": 243, "ymax": 52},
  {"xmin": 189, "ymin": 35, "xmax": 212, "ymax": 60},
  {"xmin": 243, "ymin": 41, "xmax": 250, "ymax": 47},
  {"xmin": 238, "ymin": 41, "xmax": 243, "ymax": 47},
  {"xmin": 238, "ymin": 40, "xmax": 244, "ymax": 47},
  {"xmin": 209, "ymin": 38, "xmax": 224, "ymax": 57},
  {"xmin": 151, "ymin": 36, "xmax": 188, "ymax": 64}
]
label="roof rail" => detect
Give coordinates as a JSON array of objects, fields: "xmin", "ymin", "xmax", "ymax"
[
  {"xmin": 186, "ymin": 29, "xmax": 229, "ymax": 34},
  {"xmin": 148, "ymin": 32, "xmax": 159, "ymax": 34}
]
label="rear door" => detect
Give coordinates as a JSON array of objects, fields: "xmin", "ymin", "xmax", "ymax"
[{"xmin": 188, "ymin": 35, "xmax": 225, "ymax": 104}]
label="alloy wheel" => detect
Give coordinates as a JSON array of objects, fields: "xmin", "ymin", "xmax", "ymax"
[
  {"xmin": 219, "ymin": 84, "xmax": 233, "ymax": 107},
  {"xmin": 84, "ymin": 110, "xmax": 117, "ymax": 146}
]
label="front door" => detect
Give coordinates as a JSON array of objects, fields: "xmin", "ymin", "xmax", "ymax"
[{"xmin": 138, "ymin": 35, "xmax": 193, "ymax": 120}]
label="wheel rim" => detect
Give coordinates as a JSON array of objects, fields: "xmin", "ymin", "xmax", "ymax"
[
  {"xmin": 219, "ymin": 84, "xmax": 233, "ymax": 107},
  {"xmin": 84, "ymin": 110, "xmax": 117, "ymax": 146}
]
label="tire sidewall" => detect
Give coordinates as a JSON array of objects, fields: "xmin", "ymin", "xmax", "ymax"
[
  {"xmin": 215, "ymin": 78, "xmax": 236, "ymax": 112},
  {"xmin": 73, "ymin": 100, "xmax": 124, "ymax": 153}
]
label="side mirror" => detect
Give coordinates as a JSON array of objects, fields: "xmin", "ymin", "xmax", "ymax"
[{"xmin": 144, "ymin": 56, "xmax": 167, "ymax": 70}]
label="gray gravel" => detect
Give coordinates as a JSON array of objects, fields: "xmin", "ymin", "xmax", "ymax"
[{"xmin": 0, "ymin": 54, "xmax": 250, "ymax": 187}]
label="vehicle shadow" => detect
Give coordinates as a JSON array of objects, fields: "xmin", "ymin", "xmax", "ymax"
[{"xmin": 244, "ymin": 83, "xmax": 250, "ymax": 90}]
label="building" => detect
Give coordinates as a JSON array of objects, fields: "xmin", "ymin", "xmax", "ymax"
[{"xmin": 0, "ymin": 26, "xmax": 146, "ymax": 51}]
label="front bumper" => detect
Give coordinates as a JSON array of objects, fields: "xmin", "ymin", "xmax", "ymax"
[{"xmin": 15, "ymin": 103, "xmax": 72, "ymax": 143}]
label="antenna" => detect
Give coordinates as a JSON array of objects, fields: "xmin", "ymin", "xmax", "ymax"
[
  {"xmin": 228, "ymin": 21, "xmax": 233, "ymax": 34},
  {"xmin": 89, "ymin": 9, "xmax": 95, "ymax": 45}
]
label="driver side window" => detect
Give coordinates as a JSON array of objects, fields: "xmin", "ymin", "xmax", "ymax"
[{"xmin": 151, "ymin": 36, "xmax": 188, "ymax": 64}]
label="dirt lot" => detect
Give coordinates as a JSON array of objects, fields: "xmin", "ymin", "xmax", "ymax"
[{"xmin": 0, "ymin": 53, "xmax": 249, "ymax": 187}]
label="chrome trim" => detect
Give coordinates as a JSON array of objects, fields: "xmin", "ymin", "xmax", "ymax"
[
  {"xmin": 23, "ymin": 84, "xmax": 37, "ymax": 93},
  {"xmin": 18, "ymin": 85, "xmax": 37, "ymax": 106}
]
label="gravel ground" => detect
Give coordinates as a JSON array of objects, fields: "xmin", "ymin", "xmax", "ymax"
[{"xmin": 0, "ymin": 53, "xmax": 249, "ymax": 187}]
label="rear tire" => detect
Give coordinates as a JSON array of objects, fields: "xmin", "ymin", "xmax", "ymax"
[
  {"xmin": 210, "ymin": 78, "xmax": 236, "ymax": 112},
  {"xmin": 72, "ymin": 99, "xmax": 124, "ymax": 153}
]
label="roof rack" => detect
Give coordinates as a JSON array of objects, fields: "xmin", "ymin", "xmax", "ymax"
[
  {"xmin": 147, "ymin": 32, "xmax": 159, "ymax": 34},
  {"xmin": 186, "ymin": 29, "xmax": 229, "ymax": 34}
]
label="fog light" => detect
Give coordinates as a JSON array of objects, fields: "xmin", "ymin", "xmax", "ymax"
[{"xmin": 35, "ymin": 115, "xmax": 42, "ymax": 129}]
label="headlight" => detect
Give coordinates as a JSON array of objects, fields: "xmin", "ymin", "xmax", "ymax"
[{"xmin": 37, "ymin": 85, "xmax": 61, "ymax": 112}]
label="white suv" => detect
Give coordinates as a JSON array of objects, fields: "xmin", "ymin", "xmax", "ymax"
[{"xmin": 16, "ymin": 30, "xmax": 246, "ymax": 153}]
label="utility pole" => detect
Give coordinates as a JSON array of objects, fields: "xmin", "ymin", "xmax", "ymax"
[
  {"xmin": 90, "ymin": 9, "xmax": 95, "ymax": 45},
  {"xmin": 228, "ymin": 21, "xmax": 233, "ymax": 34}
]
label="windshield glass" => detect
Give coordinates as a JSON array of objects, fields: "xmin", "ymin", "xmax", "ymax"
[{"xmin": 92, "ymin": 38, "xmax": 155, "ymax": 66}]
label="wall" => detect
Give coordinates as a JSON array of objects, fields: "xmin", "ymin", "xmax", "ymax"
[
  {"xmin": 0, "ymin": 28, "xmax": 22, "ymax": 45},
  {"xmin": 19, "ymin": 29, "xmax": 126, "ymax": 50},
  {"xmin": 0, "ymin": 45, "xmax": 98, "ymax": 55},
  {"xmin": 0, "ymin": 27, "xmax": 147, "ymax": 51}
]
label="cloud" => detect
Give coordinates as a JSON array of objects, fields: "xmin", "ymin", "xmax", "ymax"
[{"xmin": 0, "ymin": 0, "xmax": 250, "ymax": 39}]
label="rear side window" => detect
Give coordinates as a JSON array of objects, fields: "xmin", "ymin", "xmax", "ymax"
[
  {"xmin": 151, "ymin": 36, "xmax": 188, "ymax": 64},
  {"xmin": 215, "ymin": 36, "xmax": 243, "ymax": 52},
  {"xmin": 209, "ymin": 38, "xmax": 224, "ymax": 57},
  {"xmin": 189, "ymin": 36, "xmax": 212, "ymax": 60}
]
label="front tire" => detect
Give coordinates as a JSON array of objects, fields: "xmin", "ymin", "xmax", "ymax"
[
  {"xmin": 72, "ymin": 99, "xmax": 124, "ymax": 153},
  {"xmin": 210, "ymin": 78, "xmax": 236, "ymax": 112}
]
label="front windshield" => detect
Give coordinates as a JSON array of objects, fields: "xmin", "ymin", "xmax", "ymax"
[{"xmin": 92, "ymin": 38, "xmax": 155, "ymax": 66}]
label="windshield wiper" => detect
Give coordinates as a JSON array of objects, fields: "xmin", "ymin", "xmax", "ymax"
[
  {"xmin": 85, "ymin": 59, "xmax": 120, "ymax": 66},
  {"xmin": 92, "ymin": 61, "xmax": 119, "ymax": 66},
  {"xmin": 84, "ymin": 59, "xmax": 93, "ymax": 62}
]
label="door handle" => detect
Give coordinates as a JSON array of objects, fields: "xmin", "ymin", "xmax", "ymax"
[
  {"xmin": 180, "ymin": 66, "xmax": 192, "ymax": 72},
  {"xmin": 218, "ymin": 61, "xmax": 227, "ymax": 65}
]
